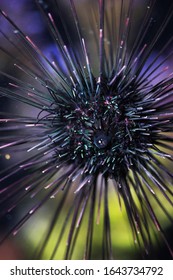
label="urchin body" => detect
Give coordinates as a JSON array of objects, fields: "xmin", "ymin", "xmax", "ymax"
[{"xmin": 50, "ymin": 76, "xmax": 154, "ymax": 179}]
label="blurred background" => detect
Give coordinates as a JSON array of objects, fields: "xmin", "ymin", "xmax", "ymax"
[{"xmin": 0, "ymin": 0, "xmax": 173, "ymax": 260}]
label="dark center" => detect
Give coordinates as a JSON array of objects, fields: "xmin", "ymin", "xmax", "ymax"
[{"xmin": 94, "ymin": 131, "xmax": 110, "ymax": 149}]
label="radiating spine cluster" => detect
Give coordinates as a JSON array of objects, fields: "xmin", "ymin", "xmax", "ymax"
[{"xmin": 0, "ymin": 0, "xmax": 173, "ymax": 259}]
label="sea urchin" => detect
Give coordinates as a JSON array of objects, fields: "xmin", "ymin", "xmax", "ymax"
[{"xmin": 0, "ymin": 0, "xmax": 173, "ymax": 259}]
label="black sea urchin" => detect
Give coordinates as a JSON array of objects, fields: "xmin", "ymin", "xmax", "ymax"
[{"xmin": 0, "ymin": 0, "xmax": 173, "ymax": 259}]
